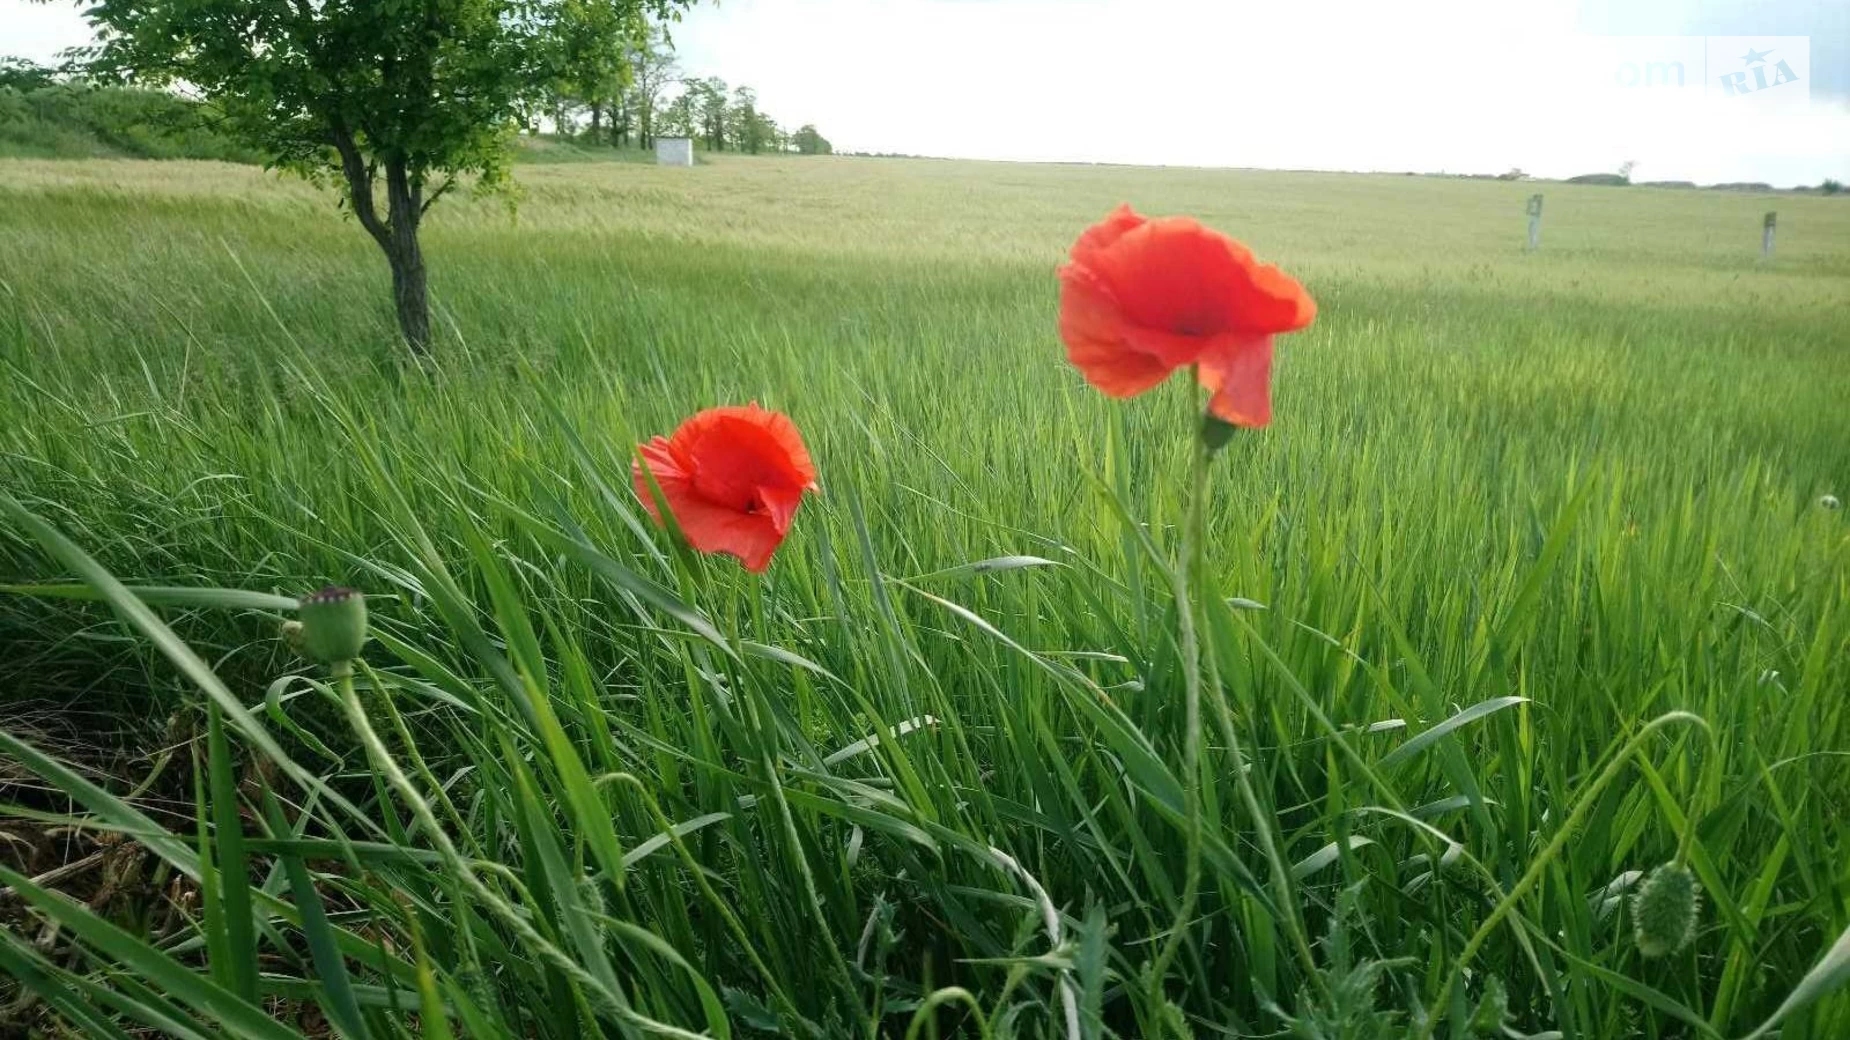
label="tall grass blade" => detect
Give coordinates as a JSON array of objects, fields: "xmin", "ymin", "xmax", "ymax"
[
  {"xmin": 1379, "ymin": 696, "xmax": 1531, "ymax": 770},
  {"xmin": 204, "ymin": 701, "xmax": 261, "ymax": 1003}
]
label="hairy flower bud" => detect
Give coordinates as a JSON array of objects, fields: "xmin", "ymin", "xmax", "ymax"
[
  {"xmin": 296, "ymin": 586, "xmax": 368, "ymax": 665},
  {"xmin": 1633, "ymin": 861, "xmax": 1700, "ymax": 958}
]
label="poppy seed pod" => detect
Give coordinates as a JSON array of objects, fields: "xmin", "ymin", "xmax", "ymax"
[
  {"xmin": 1632, "ymin": 861, "xmax": 1700, "ymax": 958},
  {"xmin": 297, "ymin": 586, "xmax": 368, "ymax": 664}
]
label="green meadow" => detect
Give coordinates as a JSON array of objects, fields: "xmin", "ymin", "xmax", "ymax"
[{"xmin": 2, "ymin": 154, "xmax": 1848, "ymax": 1037}]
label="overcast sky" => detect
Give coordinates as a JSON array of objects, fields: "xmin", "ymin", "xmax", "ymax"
[{"xmin": 6, "ymin": 0, "xmax": 1846, "ymax": 185}]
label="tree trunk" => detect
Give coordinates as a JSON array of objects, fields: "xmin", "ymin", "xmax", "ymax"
[
  {"xmin": 383, "ymin": 159, "xmax": 430, "ymax": 355},
  {"xmin": 331, "ymin": 127, "xmax": 430, "ymax": 358},
  {"xmin": 589, "ymin": 102, "xmax": 602, "ymax": 139}
]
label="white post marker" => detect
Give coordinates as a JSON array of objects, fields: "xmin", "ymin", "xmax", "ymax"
[
  {"xmin": 1763, "ymin": 211, "xmax": 1776, "ymax": 259},
  {"xmin": 1526, "ymin": 194, "xmax": 1544, "ymax": 251}
]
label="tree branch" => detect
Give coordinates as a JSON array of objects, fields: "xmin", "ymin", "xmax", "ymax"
[
  {"xmin": 328, "ymin": 123, "xmax": 390, "ymax": 250},
  {"xmin": 420, "ymin": 174, "xmax": 458, "ymax": 217}
]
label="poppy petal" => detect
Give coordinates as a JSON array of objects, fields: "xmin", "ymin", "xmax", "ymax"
[
  {"xmin": 694, "ymin": 402, "xmax": 817, "ymax": 488},
  {"xmin": 1082, "ymin": 218, "xmax": 1239, "ymax": 336},
  {"xmin": 679, "ymin": 407, "xmax": 815, "ymax": 511},
  {"xmin": 635, "ymin": 437, "xmax": 789, "ymax": 571},
  {"xmin": 1069, "ymin": 204, "xmax": 1146, "ymax": 262},
  {"xmin": 1121, "ymin": 324, "xmax": 1217, "ymax": 369},
  {"xmin": 1087, "ymin": 218, "xmax": 1315, "ymax": 338},
  {"xmin": 1059, "ymin": 264, "xmax": 1176, "ymax": 397},
  {"xmin": 758, "ymin": 483, "xmax": 805, "ymax": 535},
  {"xmin": 1057, "ymin": 206, "xmax": 1312, "ymax": 422},
  {"xmin": 632, "ymin": 436, "xmax": 688, "ymax": 525},
  {"xmin": 754, "ymin": 406, "xmax": 820, "ymax": 490},
  {"xmin": 1196, "ymin": 334, "xmax": 1274, "ymax": 428},
  {"xmin": 1242, "ymin": 262, "xmax": 1317, "ymax": 333},
  {"xmin": 663, "ymin": 484, "xmax": 788, "ymax": 572},
  {"xmin": 635, "ymin": 404, "xmax": 816, "ymax": 573}
]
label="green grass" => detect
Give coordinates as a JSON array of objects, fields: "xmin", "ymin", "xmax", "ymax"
[
  {"xmin": 1, "ymin": 153, "xmax": 1848, "ymax": 1038},
  {"xmin": 0, "ymin": 85, "xmax": 263, "ymax": 162},
  {"xmin": 511, "ymin": 134, "xmax": 681, "ymax": 164}
]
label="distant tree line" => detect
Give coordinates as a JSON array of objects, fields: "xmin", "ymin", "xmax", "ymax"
[{"xmin": 529, "ymin": 27, "xmax": 831, "ymax": 155}]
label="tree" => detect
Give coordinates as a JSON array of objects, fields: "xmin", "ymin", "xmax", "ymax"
[
  {"xmin": 685, "ymin": 76, "xmax": 729, "ymax": 150},
  {"xmin": 655, "ymin": 89, "xmax": 696, "ymax": 139},
  {"xmin": 75, "ymin": 0, "xmax": 691, "ymax": 356},
  {"xmin": 608, "ymin": 88, "xmax": 634, "ymax": 146},
  {"xmin": 792, "ymin": 123, "xmax": 831, "ymax": 155},
  {"xmin": 0, "ymin": 57, "xmax": 58, "ymax": 92},
  {"xmin": 542, "ymin": 0, "xmax": 653, "ymax": 146},
  {"xmin": 727, "ymin": 85, "xmax": 765, "ymax": 154},
  {"xmin": 626, "ymin": 24, "xmax": 679, "ymax": 148}
]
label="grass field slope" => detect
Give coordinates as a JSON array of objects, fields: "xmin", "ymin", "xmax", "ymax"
[{"xmin": 2, "ymin": 154, "xmax": 1848, "ymax": 1037}]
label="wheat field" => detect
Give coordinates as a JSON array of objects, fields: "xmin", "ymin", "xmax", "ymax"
[{"xmin": 1, "ymin": 154, "xmax": 1847, "ymax": 1038}]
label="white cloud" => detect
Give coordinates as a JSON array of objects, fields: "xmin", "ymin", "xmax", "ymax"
[
  {"xmin": 668, "ymin": 0, "xmax": 1850, "ymax": 185},
  {"xmin": 1, "ymin": 1, "xmax": 91, "ymax": 64},
  {"xmin": 5, "ymin": 0, "xmax": 1845, "ymax": 184}
]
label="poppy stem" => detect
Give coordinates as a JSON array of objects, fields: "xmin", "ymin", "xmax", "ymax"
[
  {"xmin": 1157, "ymin": 377, "xmax": 1333, "ymax": 1015},
  {"xmin": 1204, "ymin": 588, "xmax": 1332, "ymax": 1006},
  {"xmin": 1147, "ymin": 380, "xmax": 1213, "ymax": 1017}
]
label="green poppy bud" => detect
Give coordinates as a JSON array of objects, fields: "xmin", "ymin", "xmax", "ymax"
[
  {"xmin": 297, "ymin": 586, "xmax": 368, "ymax": 665},
  {"xmin": 1633, "ymin": 861, "xmax": 1700, "ymax": 958},
  {"xmin": 1200, "ymin": 412, "xmax": 1238, "ymax": 452}
]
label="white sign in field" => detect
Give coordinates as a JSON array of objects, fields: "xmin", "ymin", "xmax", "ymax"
[{"xmin": 655, "ymin": 137, "xmax": 694, "ymax": 167}]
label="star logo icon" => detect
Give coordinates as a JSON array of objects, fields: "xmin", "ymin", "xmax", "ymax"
[{"xmin": 1740, "ymin": 47, "xmax": 1773, "ymax": 65}]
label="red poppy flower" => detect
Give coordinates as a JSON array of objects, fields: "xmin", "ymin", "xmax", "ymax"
[
  {"xmin": 632, "ymin": 404, "xmax": 819, "ymax": 573},
  {"xmin": 1058, "ymin": 204, "xmax": 1316, "ymax": 427}
]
